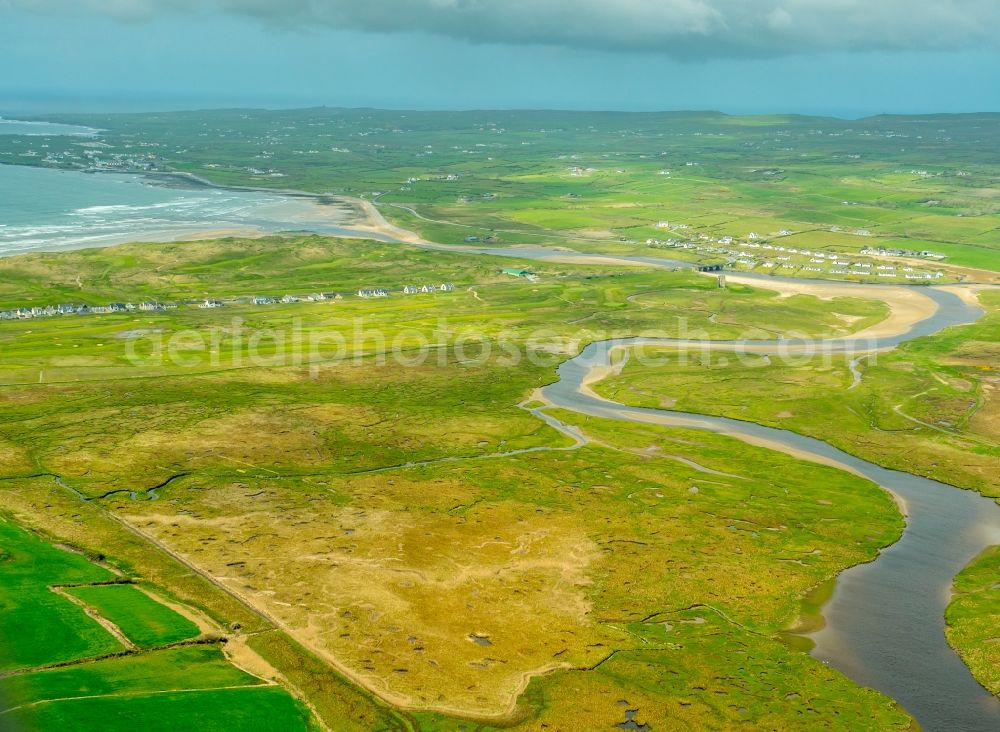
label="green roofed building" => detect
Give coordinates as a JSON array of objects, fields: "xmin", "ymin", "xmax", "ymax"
[{"xmin": 502, "ymin": 268, "xmax": 533, "ymax": 277}]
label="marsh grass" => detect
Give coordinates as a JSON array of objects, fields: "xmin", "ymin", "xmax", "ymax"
[{"xmin": 0, "ymin": 234, "xmax": 949, "ymax": 728}]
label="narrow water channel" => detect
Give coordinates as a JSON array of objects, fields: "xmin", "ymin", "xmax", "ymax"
[{"xmin": 540, "ymin": 289, "xmax": 1000, "ymax": 731}]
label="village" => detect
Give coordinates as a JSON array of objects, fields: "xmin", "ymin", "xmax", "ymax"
[
  {"xmin": 1, "ymin": 137, "xmax": 167, "ymax": 172},
  {"xmin": 646, "ymin": 222, "xmax": 947, "ymax": 282},
  {"xmin": 0, "ymin": 282, "xmax": 457, "ymax": 321}
]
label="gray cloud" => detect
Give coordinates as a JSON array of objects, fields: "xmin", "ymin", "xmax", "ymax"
[{"xmin": 8, "ymin": 1, "xmax": 1000, "ymax": 58}]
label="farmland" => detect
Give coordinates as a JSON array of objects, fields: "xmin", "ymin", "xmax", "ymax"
[
  {"xmin": 62, "ymin": 584, "xmax": 201, "ymax": 648},
  {"xmin": 0, "ymin": 519, "xmax": 316, "ymax": 731}
]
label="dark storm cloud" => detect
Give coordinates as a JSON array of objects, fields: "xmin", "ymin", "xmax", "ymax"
[{"xmin": 8, "ymin": 0, "xmax": 1000, "ymax": 58}]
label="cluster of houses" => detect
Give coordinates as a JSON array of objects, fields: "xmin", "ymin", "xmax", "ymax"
[
  {"xmin": 0, "ymin": 300, "xmax": 176, "ymax": 321},
  {"xmin": 3, "ymin": 141, "xmax": 166, "ymax": 173},
  {"xmin": 861, "ymin": 246, "xmax": 945, "ymax": 260},
  {"xmin": 253, "ymin": 283, "xmax": 455, "ymax": 305},
  {"xmin": 733, "ymin": 243, "xmax": 945, "ymax": 279},
  {"xmin": 252, "ymin": 293, "xmax": 341, "ymax": 305},
  {"xmin": 2, "ymin": 282, "xmax": 459, "ymax": 322},
  {"xmin": 647, "ymin": 217, "xmax": 953, "ymax": 282},
  {"xmin": 647, "ymin": 232, "xmax": 946, "ymax": 281}
]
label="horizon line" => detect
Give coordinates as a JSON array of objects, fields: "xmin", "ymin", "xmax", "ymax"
[{"xmin": 5, "ymin": 104, "xmax": 1000, "ymax": 124}]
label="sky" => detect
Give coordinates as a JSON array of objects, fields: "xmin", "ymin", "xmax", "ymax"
[{"xmin": 2, "ymin": 1, "xmax": 1000, "ymax": 118}]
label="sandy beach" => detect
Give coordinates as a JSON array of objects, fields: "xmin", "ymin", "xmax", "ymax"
[{"xmin": 718, "ymin": 272, "xmax": 942, "ymax": 340}]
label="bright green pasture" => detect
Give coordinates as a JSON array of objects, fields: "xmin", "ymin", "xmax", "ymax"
[
  {"xmin": 4, "ymin": 686, "xmax": 314, "ymax": 732},
  {"xmin": 0, "ymin": 516, "xmax": 318, "ymax": 730},
  {"xmin": 64, "ymin": 584, "xmax": 201, "ymax": 647},
  {"xmin": 0, "ymin": 519, "xmax": 122, "ymax": 671},
  {"xmin": 0, "ymin": 646, "xmax": 258, "ymax": 712}
]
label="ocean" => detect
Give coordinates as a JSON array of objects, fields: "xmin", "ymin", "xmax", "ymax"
[
  {"xmin": 0, "ymin": 164, "xmax": 354, "ymax": 256},
  {"xmin": 0, "ymin": 119, "xmax": 397, "ymax": 256}
]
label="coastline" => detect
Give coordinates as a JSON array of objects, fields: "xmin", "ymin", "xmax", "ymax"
[
  {"xmin": 138, "ymin": 168, "xmax": 428, "ymax": 245},
  {"xmin": 1, "ymin": 164, "xmax": 993, "ymax": 331},
  {"xmin": 0, "ymin": 162, "xmax": 408, "ymax": 258},
  {"xmin": 0, "ymin": 117, "xmax": 101, "ymax": 137},
  {"xmin": 0, "ymin": 225, "xmax": 271, "ymax": 258}
]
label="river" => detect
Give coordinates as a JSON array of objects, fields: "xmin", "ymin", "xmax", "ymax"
[
  {"xmin": 538, "ymin": 302, "xmax": 1000, "ymax": 730},
  {"xmin": 437, "ymin": 238, "xmax": 1000, "ymax": 728}
]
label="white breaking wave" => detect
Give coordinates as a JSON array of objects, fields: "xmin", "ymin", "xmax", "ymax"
[
  {"xmin": 71, "ymin": 204, "xmax": 140, "ymax": 215},
  {"xmin": 0, "ymin": 165, "xmax": 352, "ymax": 256}
]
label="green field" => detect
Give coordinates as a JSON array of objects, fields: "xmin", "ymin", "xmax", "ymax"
[
  {"xmin": 63, "ymin": 584, "xmax": 201, "ymax": 648},
  {"xmin": 946, "ymin": 546, "xmax": 1000, "ymax": 696},
  {"xmin": 0, "ymin": 518, "xmax": 318, "ymax": 731},
  {"xmin": 0, "ymin": 646, "xmax": 258, "ymax": 711},
  {"xmin": 0, "ymin": 519, "xmax": 123, "ymax": 672},
  {"xmin": 4, "ymin": 686, "xmax": 312, "ymax": 732}
]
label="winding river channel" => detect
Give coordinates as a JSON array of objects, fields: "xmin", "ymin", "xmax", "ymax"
[
  {"xmin": 527, "ymin": 274, "xmax": 1000, "ymax": 730},
  {"xmin": 369, "ymin": 224, "xmax": 1000, "ymax": 728}
]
